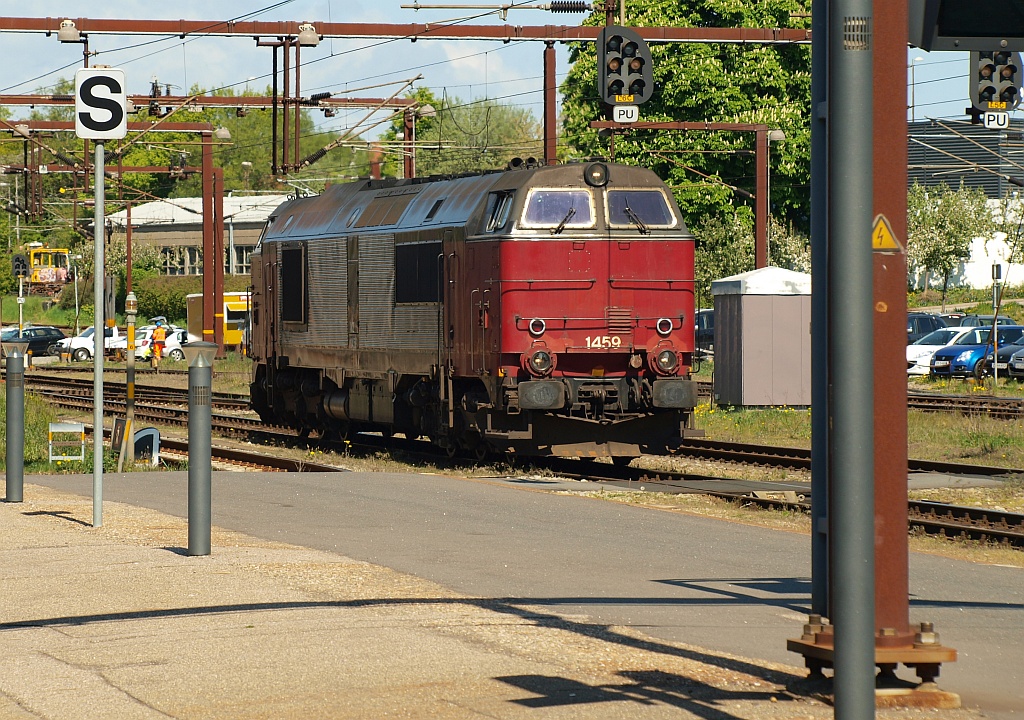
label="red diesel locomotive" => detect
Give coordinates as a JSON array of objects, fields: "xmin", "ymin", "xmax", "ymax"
[{"xmin": 248, "ymin": 160, "xmax": 701, "ymax": 460}]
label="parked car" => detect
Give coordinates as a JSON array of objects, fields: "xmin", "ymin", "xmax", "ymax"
[
  {"xmin": 109, "ymin": 325, "xmax": 186, "ymax": 361},
  {"xmin": 957, "ymin": 314, "xmax": 1015, "ymax": 328},
  {"xmin": 694, "ymin": 309, "xmax": 714, "ymax": 352},
  {"xmin": 55, "ymin": 325, "xmax": 123, "ymax": 361},
  {"xmin": 1008, "ymin": 346, "xmax": 1024, "ymax": 381},
  {"xmin": 979, "ymin": 336, "xmax": 1024, "ymax": 378},
  {"xmin": 906, "ymin": 312, "xmax": 947, "ymax": 343},
  {"xmin": 1, "ymin": 325, "xmax": 67, "ymax": 356},
  {"xmin": 930, "ymin": 326, "xmax": 1024, "ymax": 378},
  {"xmin": 906, "ymin": 326, "xmax": 971, "ymax": 375}
]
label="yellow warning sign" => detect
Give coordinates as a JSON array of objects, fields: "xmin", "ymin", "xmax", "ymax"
[{"xmin": 872, "ymin": 214, "xmax": 902, "ymax": 253}]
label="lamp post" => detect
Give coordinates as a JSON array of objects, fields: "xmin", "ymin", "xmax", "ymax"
[
  {"xmin": 241, "ymin": 160, "xmax": 253, "ymax": 192},
  {"xmin": 766, "ymin": 129, "xmax": 787, "ymax": 264},
  {"xmin": 910, "ymin": 55, "xmax": 924, "ymax": 122}
]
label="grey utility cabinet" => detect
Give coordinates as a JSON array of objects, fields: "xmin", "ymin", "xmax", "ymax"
[{"xmin": 711, "ymin": 267, "xmax": 811, "ymax": 407}]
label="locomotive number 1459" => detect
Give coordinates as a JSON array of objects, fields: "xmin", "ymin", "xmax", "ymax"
[{"xmin": 585, "ymin": 335, "xmax": 622, "ymax": 348}]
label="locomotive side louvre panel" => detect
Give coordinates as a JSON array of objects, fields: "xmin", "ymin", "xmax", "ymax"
[
  {"xmin": 367, "ymin": 231, "xmax": 439, "ymax": 351},
  {"xmin": 305, "ymin": 236, "xmax": 349, "ymax": 348}
]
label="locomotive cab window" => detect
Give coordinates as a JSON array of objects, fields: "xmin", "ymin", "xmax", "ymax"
[
  {"xmin": 280, "ymin": 245, "xmax": 307, "ymax": 326},
  {"xmin": 484, "ymin": 191, "xmax": 515, "ymax": 232},
  {"xmin": 395, "ymin": 241, "xmax": 442, "ymax": 303},
  {"xmin": 606, "ymin": 189, "xmax": 677, "ymax": 229},
  {"xmin": 520, "ymin": 189, "xmax": 594, "ymax": 229}
]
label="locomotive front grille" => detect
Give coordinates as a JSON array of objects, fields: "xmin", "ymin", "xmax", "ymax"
[{"xmin": 606, "ymin": 306, "xmax": 634, "ymax": 335}]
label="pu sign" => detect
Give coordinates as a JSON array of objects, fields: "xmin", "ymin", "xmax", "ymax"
[
  {"xmin": 983, "ymin": 111, "xmax": 1010, "ymax": 130},
  {"xmin": 75, "ymin": 68, "xmax": 127, "ymax": 140}
]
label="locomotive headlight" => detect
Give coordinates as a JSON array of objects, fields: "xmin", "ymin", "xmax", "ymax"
[
  {"xmin": 655, "ymin": 349, "xmax": 678, "ymax": 375},
  {"xmin": 529, "ymin": 349, "xmax": 553, "ymax": 376}
]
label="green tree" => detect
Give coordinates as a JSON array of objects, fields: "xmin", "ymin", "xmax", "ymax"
[
  {"xmin": 560, "ymin": 1, "xmax": 811, "ymax": 232},
  {"xmin": 907, "ymin": 182, "xmax": 994, "ymax": 306},
  {"xmin": 692, "ymin": 209, "xmax": 754, "ymax": 304},
  {"xmin": 379, "ymin": 88, "xmax": 542, "ymax": 177}
]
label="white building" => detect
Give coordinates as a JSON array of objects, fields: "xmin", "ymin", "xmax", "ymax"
[{"xmin": 106, "ymin": 195, "xmax": 290, "ymax": 276}]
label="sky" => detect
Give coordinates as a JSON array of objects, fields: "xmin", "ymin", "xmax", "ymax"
[
  {"xmin": 0, "ymin": 3, "xmax": 997, "ymax": 143},
  {"xmin": 0, "ymin": 0, "xmax": 574, "ymax": 140}
]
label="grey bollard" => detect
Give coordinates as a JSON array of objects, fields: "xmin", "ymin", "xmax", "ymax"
[
  {"xmin": 4, "ymin": 346, "xmax": 26, "ymax": 502},
  {"xmin": 186, "ymin": 342, "xmax": 217, "ymax": 556}
]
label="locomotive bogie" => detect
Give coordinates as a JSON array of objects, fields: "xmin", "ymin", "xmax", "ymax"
[{"xmin": 249, "ymin": 161, "xmax": 702, "ymax": 458}]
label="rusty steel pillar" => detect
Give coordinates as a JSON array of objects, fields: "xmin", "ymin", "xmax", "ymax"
[
  {"xmin": 202, "ymin": 131, "xmax": 215, "ymax": 349},
  {"xmin": 544, "ymin": 41, "xmax": 557, "ymax": 165},
  {"xmin": 755, "ymin": 126, "xmax": 768, "ymax": 268},
  {"xmin": 282, "ymin": 37, "xmax": 291, "ymax": 172},
  {"xmin": 213, "ymin": 167, "xmax": 225, "ymax": 356},
  {"xmin": 788, "ymin": 0, "xmax": 959, "ymax": 707},
  {"xmin": 403, "ymin": 110, "xmax": 415, "ymax": 179}
]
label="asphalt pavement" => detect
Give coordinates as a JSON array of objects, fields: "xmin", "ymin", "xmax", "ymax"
[{"xmin": 3, "ymin": 469, "xmax": 1020, "ymax": 719}]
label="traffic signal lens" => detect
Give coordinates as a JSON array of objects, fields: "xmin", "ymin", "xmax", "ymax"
[
  {"xmin": 623, "ymin": 41, "xmax": 637, "ymax": 57},
  {"xmin": 606, "ymin": 35, "xmax": 622, "ymax": 53},
  {"xmin": 628, "ymin": 79, "xmax": 646, "ymax": 95},
  {"xmin": 607, "ymin": 57, "xmax": 622, "ymax": 73},
  {"xmin": 628, "ymin": 56, "xmax": 644, "ymax": 72},
  {"xmin": 609, "ymin": 79, "xmax": 624, "ymax": 95}
]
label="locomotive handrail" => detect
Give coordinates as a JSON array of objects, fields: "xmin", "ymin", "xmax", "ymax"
[
  {"xmin": 608, "ymin": 278, "xmax": 693, "ymax": 285},
  {"xmin": 498, "ymin": 278, "xmax": 597, "ymax": 288},
  {"xmin": 514, "ymin": 316, "xmax": 638, "ymax": 330}
]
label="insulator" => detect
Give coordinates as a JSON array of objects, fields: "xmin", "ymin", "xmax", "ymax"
[
  {"xmin": 299, "ymin": 148, "xmax": 329, "ymax": 167},
  {"xmin": 300, "ymin": 91, "xmax": 332, "ymax": 106},
  {"xmin": 549, "ymin": 1, "xmax": 590, "ymax": 12},
  {"xmin": 56, "ymin": 152, "xmax": 79, "ymax": 168}
]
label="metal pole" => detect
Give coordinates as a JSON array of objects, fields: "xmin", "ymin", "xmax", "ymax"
[
  {"xmin": 187, "ymin": 343, "xmax": 215, "ymax": 556},
  {"xmin": 5, "ymin": 347, "xmax": 25, "ymax": 503},
  {"xmin": 73, "ymin": 257, "xmax": 81, "ymax": 336},
  {"xmin": 830, "ymin": 2, "xmax": 875, "ymax": 717},
  {"xmin": 122, "ymin": 291, "xmax": 137, "ymax": 469},
  {"xmin": 93, "ymin": 141, "xmax": 105, "ymax": 528},
  {"xmin": 18, "ymin": 276, "xmax": 23, "ymax": 335},
  {"xmin": 810, "ymin": 0, "xmax": 829, "ymax": 618}
]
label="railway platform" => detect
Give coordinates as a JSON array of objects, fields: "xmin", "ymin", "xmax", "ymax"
[{"xmin": 0, "ymin": 474, "xmax": 1002, "ymax": 719}]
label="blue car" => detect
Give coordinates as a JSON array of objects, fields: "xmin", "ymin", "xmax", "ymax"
[{"xmin": 930, "ymin": 326, "xmax": 1024, "ymax": 378}]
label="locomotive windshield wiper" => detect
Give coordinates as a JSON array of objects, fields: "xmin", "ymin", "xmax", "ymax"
[
  {"xmin": 623, "ymin": 204, "xmax": 650, "ymax": 235},
  {"xmin": 551, "ymin": 206, "xmax": 576, "ymax": 235}
]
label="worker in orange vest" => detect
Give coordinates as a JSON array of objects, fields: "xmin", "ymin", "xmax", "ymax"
[{"xmin": 151, "ymin": 319, "xmax": 166, "ymax": 369}]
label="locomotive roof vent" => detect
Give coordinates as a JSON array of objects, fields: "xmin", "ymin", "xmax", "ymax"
[{"xmin": 584, "ymin": 162, "xmax": 609, "ymax": 187}]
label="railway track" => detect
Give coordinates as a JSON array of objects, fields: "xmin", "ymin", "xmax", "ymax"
[
  {"xmin": 907, "ymin": 391, "xmax": 1024, "ymax": 419},
  {"xmin": 21, "ymin": 372, "xmax": 1024, "ymax": 548}
]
